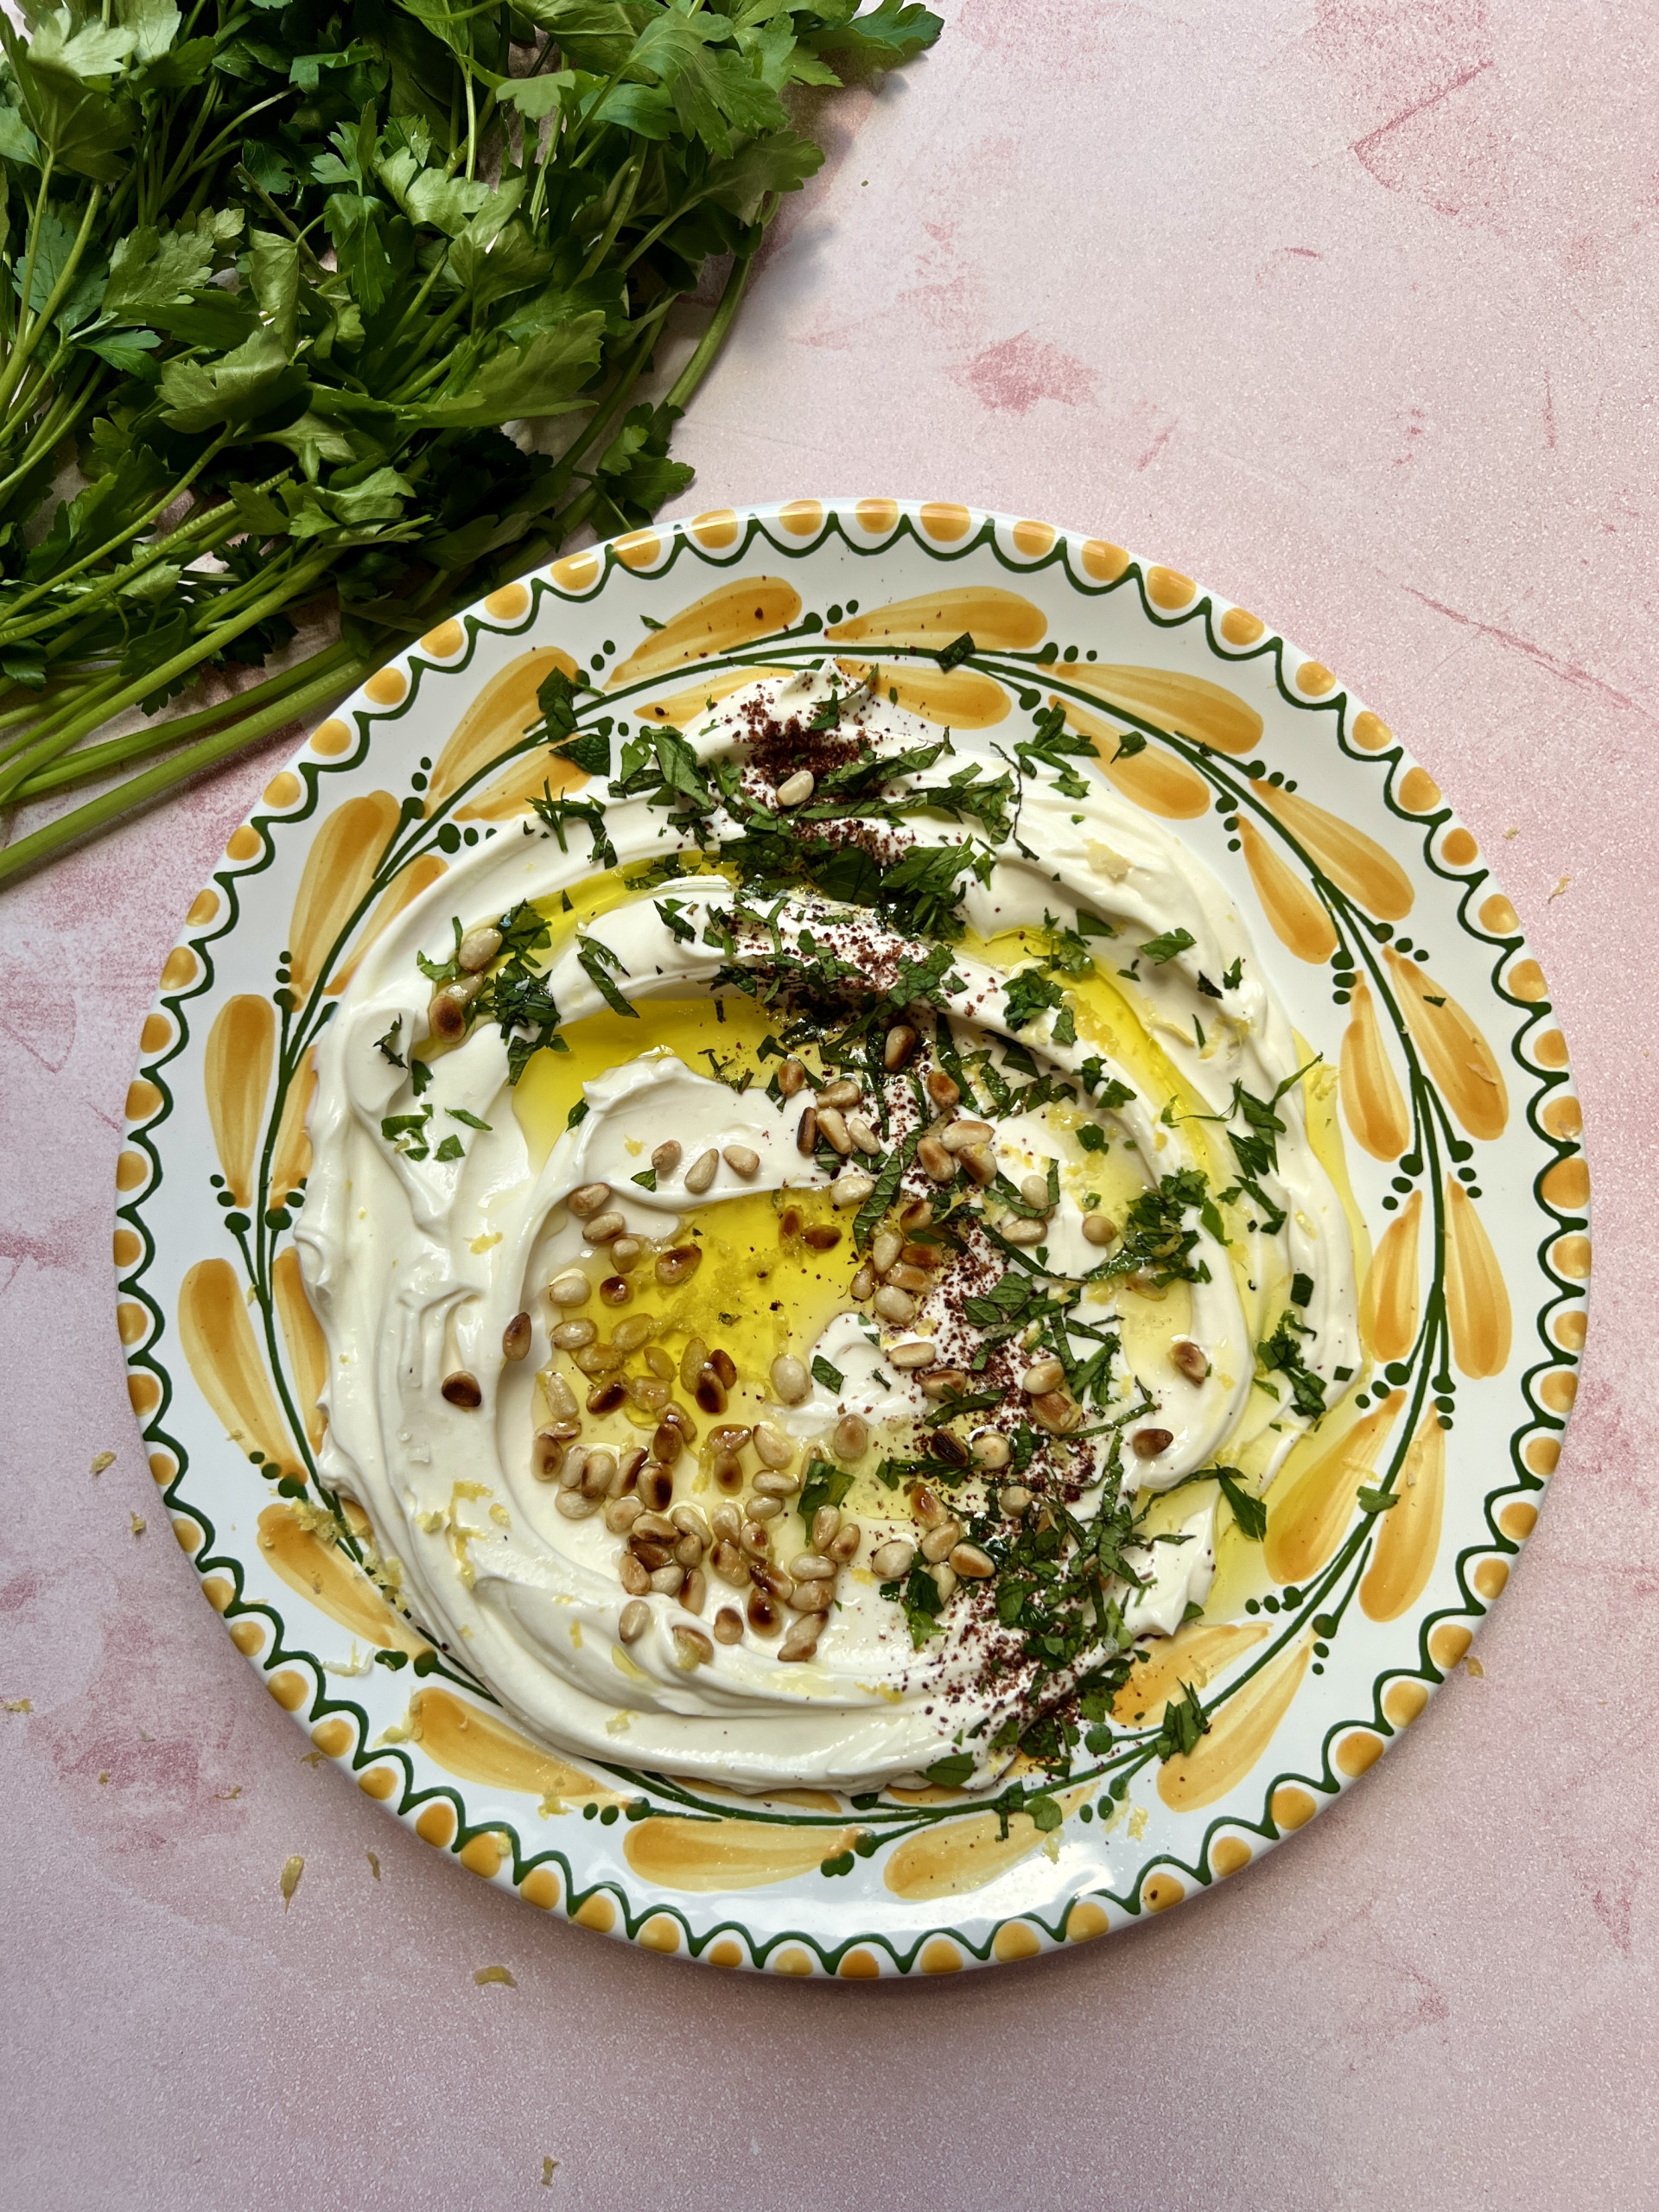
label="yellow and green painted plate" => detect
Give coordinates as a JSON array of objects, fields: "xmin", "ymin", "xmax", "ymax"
[{"xmin": 115, "ymin": 499, "xmax": 1589, "ymax": 1975}]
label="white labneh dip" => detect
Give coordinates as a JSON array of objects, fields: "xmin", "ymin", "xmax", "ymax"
[{"xmin": 297, "ymin": 664, "xmax": 1361, "ymax": 1793}]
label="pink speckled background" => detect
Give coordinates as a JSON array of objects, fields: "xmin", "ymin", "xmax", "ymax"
[{"xmin": 3, "ymin": 3, "xmax": 1655, "ymax": 2203}]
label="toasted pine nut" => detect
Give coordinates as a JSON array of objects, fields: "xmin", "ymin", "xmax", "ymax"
[
  {"xmin": 950, "ymin": 1542, "xmax": 995, "ymax": 1579},
  {"xmin": 581, "ymin": 1447, "xmax": 616, "ymax": 1498},
  {"xmin": 753, "ymin": 1470, "xmax": 799, "ymax": 1498},
  {"xmin": 649, "ymin": 1564, "xmax": 685, "ymax": 1597},
  {"xmin": 899, "ymin": 1198, "xmax": 934, "ymax": 1231},
  {"xmin": 652, "ymin": 1421, "xmax": 685, "ymax": 1466},
  {"xmin": 619, "ymin": 1598, "xmax": 650, "ymax": 1644},
  {"xmin": 790, "ymin": 1578, "xmax": 833, "ymax": 1613},
  {"xmin": 644, "ymin": 1344, "xmax": 675, "ymax": 1382},
  {"xmin": 1021, "ymin": 1357, "xmax": 1065, "ymax": 1395},
  {"xmin": 673, "ymin": 1530, "xmax": 704, "ymax": 1567},
  {"xmin": 680, "ymin": 1566, "xmax": 708, "ymax": 1614},
  {"xmin": 714, "ymin": 1605, "xmax": 745, "ymax": 1643},
  {"xmin": 441, "ymin": 1371, "xmax": 481, "ymax": 1408},
  {"xmin": 871, "ymin": 1228, "xmax": 903, "ymax": 1274},
  {"xmin": 779, "ymin": 1614, "xmax": 822, "ymax": 1661},
  {"xmin": 917, "ymin": 1136, "xmax": 957, "ymax": 1183},
  {"xmin": 1172, "ymin": 1338, "xmax": 1211, "ymax": 1383},
  {"xmin": 927, "ymin": 1431, "xmax": 969, "ymax": 1469},
  {"xmin": 912, "ymin": 1485, "xmax": 948, "ymax": 1529},
  {"xmin": 740, "ymin": 1520, "xmax": 772, "ymax": 1557},
  {"xmin": 920, "ymin": 1368, "xmax": 969, "ymax": 1401},
  {"xmin": 887, "ymin": 1339, "xmax": 938, "ymax": 1371},
  {"xmin": 606, "ymin": 1496, "xmax": 644, "ymax": 1534},
  {"xmin": 852, "ymin": 1262, "xmax": 878, "ymax": 1298},
  {"xmin": 694, "ymin": 1365, "xmax": 728, "ymax": 1414},
  {"xmin": 619, "ymin": 1554, "xmax": 651, "ymax": 1596},
  {"xmin": 568, "ymin": 1182, "xmax": 613, "ymax": 1218},
  {"xmin": 1020, "ymin": 1173, "xmax": 1053, "ymax": 1211},
  {"xmin": 770, "ymin": 1354, "xmax": 809, "ymax": 1404},
  {"xmin": 632, "ymin": 1511, "xmax": 677, "ymax": 1540},
  {"xmin": 1132, "ymin": 1426, "xmax": 1175, "ymax": 1459},
  {"xmin": 678, "ymin": 1336, "xmax": 707, "ymax": 1391},
  {"xmin": 555, "ymin": 1490, "xmax": 600, "ymax": 1520},
  {"xmin": 959, "ymin": 1145, "xmax": 998, "ymax": 1187},
  {"xmin": 796, "ymin": 1105, "xmax": 818, "ymax": 1154},
  {"xmin": 684, "ymin": 1147, "xmax": 719, "ymax": 1194},
  {"xmin": 748, "ymin": 1495, "xmax": 783, "ymax": 1521},
  {"xmin": 638, "ymin": 1465, "xmax": 675, "ymax": 1512},
  {"xmin": 573, "ymin": 1343, "xmax": 620, "ymax": 1376},
  {"xmin": 600, "ymin": 1274, "xmax": 632, "ymax": 1306},
  {"xmin": 1082, "ymin": 1211, "xmax": 1117, "ymax": 1247},
  {"xmin": 925, "ymin": 1067, "xmax": 961, "ymax": 1109},
  {"xmin": 972, "ymin": 1431, "xmax": 1012, "ymax": 1468},
  {"xmin": 803, "ymin": 1223, "xmax": 842, "ymax": 1250},
  {"xmin": 426, "ymin": 979, "xmax": 480, "ymax": 1039},
  {"xmin": 652, "ymin": 1140, "xmax": 683, "ymax": 1179},
  {"xmin": 502, "ymin": 1312, "xmax": 532, "ymax": 1362},
  {"xmin": 884, "ymin": 1025, "xmax": 918, "ymax": 1071},
  {"xmin": 871, "ymin": 1539, "xmax": 915, "ymax": 1579},
  {"xmin": 671, "ymin": 1502, "xmax": 711, "ymax": 1541},
  {"xmin": 830, "ymin": 1171, "xmax": 875, "ymax": 1208},
  {"xmin": 815, "ymin": 1105, "xmax": 852, "ymax": 1155},
  {"xmin": 938, "ymin": 1119, "xmax": 994, "ymax": 1155},
  {"xmin": 710, "ymin": 1540, "xmax": 746, "ymax": 1584},
  {"xmin": 1033, "ymin": 1391, "xmax": 1082, "ymax": 1433},
  {"xmin": 930, "ymin": 1562, "xmax": 958, "ymax": 1602},
  {"xmin": 542, "ymin": 1371, "xmax": 578, "ymax": 1421},
  {"xmin": 584, "ymin": 1209, "xmax": 626, "ymax": 1243},
  {"xmin": 843, "ymin": 1114, "xmax": 881, "ymax": 1155},
  {"xmin": 788, "ymin": 1553, "xmax": 836, "ymax": 1580},
  {"xmin": 920, "ymin": 1522, "xmax": 962, "ymax": 1564},
  {"xmin": 776, "ymin": 769, "xmax": 815, "ymax": 808},
  {"xmin": 661, "ymin": 1403, "xmax": 697, "ymax": 1444},
  {"xmin": 724, "ymin": 1145, "xmax": 760, "ymax": 1179},
  {"xmin": 779, "ymin": 1058, "xmax": 808, "ymax": 1096},
  {"xmin": 710, "ymin": 1453, "xmax": 744, "ymax": 1494},
  {"xmin": 655, "ymin": 1245, "xmax": 702, "ymax": 1287},
  {"xmin": 827, "ymin": 1521, "xmax": 861, "ymax": 1565},
  {"xmin": 629, "ymin": 1536, "xmax": 675, "ymax": 1571},
  {"xmin": 887, "ymin": 1262, "xmax": 931, "ymax": 1294},
  {"xmin": 550, "ymin": 1319, "xmax": 596, "ymax": 1350},
  {"xmin": 671, "ymin": 1625, "xmax": 713, "ymax": 1671},
  {"xmin": 747, "ymin": 1587, "xmax": 782, "ymax": 1637},
  {"xmin": 458, "ymin": 923, "xmax": 503, "ymax": 972},
  {"xmin": 998, "ymin": 1484, "xmax": 1031, "ymax": 1515},
  {"xmin": 611, "ymin": 1236, "xmax": 643, "ymax": 1271},
  {"xmin": 833, "ymin": 1413, "xmax": 868, "ymax": 1460},
  {"xmin": 548, "ymin": 1269, "xmax": 591, "ymax": 1308},
  {"xmin": 874, "ymin": 1285, "xmax": 917, "ymax": 1324},
  {"xmin": 752, "ymin": 1423, "xmax": 795, "ymax": 1471},
  {"xmin": 1001, "ymin": 1216, "xmax": 1046, "ymax": 1245},
  {"xmin": 708, "ymin": 1422, "xmax": 752, "ymax": 1454},
  {"xmin": 532, "ymin": 1431, "xmax": 566, "ymax": 1483}
]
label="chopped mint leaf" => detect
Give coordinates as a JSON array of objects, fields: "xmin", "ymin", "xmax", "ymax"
[
  {"xmin": 811, "ymin": 1355, "xmax": 844, "ymax": 1393},
  {"xmin": 1141, "ymin": 926, "xmax": 1197, "ymax": 964},
  {"xmin": 446, "ymin": 1108, "xmax": 492, "ymax": 1130}
]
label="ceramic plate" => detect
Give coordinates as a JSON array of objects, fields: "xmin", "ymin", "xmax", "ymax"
[{"xmin": 115, "ymin": 499, "xmax": 1589, "ymax": 1976}]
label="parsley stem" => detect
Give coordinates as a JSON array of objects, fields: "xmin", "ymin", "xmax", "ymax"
[{"xmin": 0, "ymin": 178, "xmax": 99, "ymax": 424}]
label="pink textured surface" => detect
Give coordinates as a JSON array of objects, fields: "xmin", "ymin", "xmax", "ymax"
[{"xmin": 3, "ymin": 3, "xmax": 1652, "ymax": 2202}]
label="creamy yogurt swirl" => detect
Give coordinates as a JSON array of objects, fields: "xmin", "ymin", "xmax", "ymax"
[{"xmin": 298, "ymin": 665, "xmax": 1361, "ymax": 1792}]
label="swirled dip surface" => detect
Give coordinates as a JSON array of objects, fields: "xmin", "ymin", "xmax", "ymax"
[{"xmin": 299, "ymin": 666, "xmax": 1361, "ymax": 1792}]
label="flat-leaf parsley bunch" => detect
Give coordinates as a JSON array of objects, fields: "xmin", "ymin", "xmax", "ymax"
[{"xmin": 0, "ymin": 0, "xmax": 941, "ymax": 885}]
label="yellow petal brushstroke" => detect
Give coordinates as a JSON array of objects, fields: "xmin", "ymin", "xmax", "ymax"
[
  {"xmin": 1359, "ymin": 1414, "xmax": 1446, "ymax": 1622},
  {"xmin": 883, "ymin": 1788, "xmax": 1090, "ymax": 1902},
  {"xmin": 625, "ymin": 1815, "xmax": 857, "ymax": 1894},
  {"xmin": 1339, "ymin": 978, "xmax": 1410, "ymax": 1161},
  {"xmin": 410, "ymin": 1686, "xmax": 623, "ymax": 1807},
  {"xmin": 456, "ymin": 747, "xmax": 589, "ymax": 823},
  {"xmin": 203, "ymin": 995, "xmax": 274, "ymax": 1207},
  {"xmin": 1444, "ymin": 1179, "xmax": 1511, "ymax": 1378},
  {"xmin": 270, "ymin": 1046, "xmax": 317, "ymax": 1199},
  {"xmin": 179, "ymin": 1259, "xmax": 305, "ymax": 1478},
  {"xmin": 1051, "ymin": 663, "xmax": 1262, "ymax": 755},
  {"xmin": 1156, "ymin": 1638, "xmax": 1313, "ymax": 1813},
  {"xmin": 837, "ymin": 659, "xmax": 1011, "ymax": 729},
  {"xmin": 1111, "ymin": 1623, "xmax": 1269, "ymax": 1726},
  {"xmin": 607, "ymin": 578, "xmax": 803, "ymax": 689},
  {"xmin": 823, "ymin": 585, "xmax": 1045, "ymax": 653},
  {"xmin": 634, "ymin": 666, "xmax": 794, "ymax": 725},
  {"xmin": 1360, "ymin": 1192, "xmax": 1421, "ymax": 1363},
  {"xmin": 1236, "ymin": 817, "xmax": 1338, "ymax": 963},
  {"xmin": 424, "ymin": 647, "xmax": 580, "ymax": 811},
  {"xmin": 1251, "ymin": 780, "xmax": 1414, "ymax": 920},
  {"xmin": 325, "ymin": 855, "xmax": 448, "ymax": 995},
  {"xmin": 272, "ymin": 1248, "xmax": 327, "ymax": 1451},
  {"xmin": 1055, "ymin": 697, "xmax": 1210, "ymax": 817},
  {"xmin": 1384, "ymin": 949, "xmax": 1509, "ymax": 1141},
  {"xmin": 257, "ymin": 1502, "xmax": 429, "ymax": 1656},
  {"xmin": 287, "ymin": 791, "xmax": 402, "ymax": 998},
  {"xmin": 1264, "ymin": 1392, "xmax": 1404, "ymax": 1586}
]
